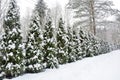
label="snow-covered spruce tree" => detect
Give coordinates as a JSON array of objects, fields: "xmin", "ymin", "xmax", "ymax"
[
  {"xmin": 92, "ymin": 37, "xmax": 100, "ymax": 56},
  {"xmin": 85, "ymin": 34, "xmax": 99, "ymax": 57},
  {"xmin": 65, "ymin": 27, "xmax": 81, "ymax": 63},
  {"xmin": 78, "ymin": 28, "xmax": 89, "ymax": 58},
  {"xmin": 0, "ymin": 34, "xmax": 6, "ymax": 79},
  {"xmin": 56, "ymin": 18, "xmax": 69, "ymax": 64},
  {"xmin": 0, "ymin": 0, "xmax": 23, "ymax": 78},
  {"xmin": 25, "ymin": 12, "xmax": 44, "ymax": 73},
  {"xmin": 99, "ymin": 40, "xmax": 110, "ymax": 54},
  {"xmin": 105, "ymin": 42, "xmax": 110, "ymax": 53},
  {"xmin": 78, "ymin": 29, "xmax": 100, "ymax": 57},
  {"xmin": 67, "ymin": 27, "xmax": 85, "ymax": 62},
  {"xmin": 72, "ymin": 30, "xmax": 83, "ymax": 60},
  {"xmin": 43, "ymin": 17, "xmax": 58, "ymax": 69},
  {"xmin": 67, "ymin": 27, "xmax": 75, "ymax": 63}
]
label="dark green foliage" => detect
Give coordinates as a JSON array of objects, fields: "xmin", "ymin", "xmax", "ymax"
[
  {"xmin": 99, "ymin": 40, "xmax": 110, "ymax": 54},
  {"xmin": 0, "ymin": 0, "xmax": 24, "ymax": 78},
  {"xmin": 72, "ymin": 30, "xmax": 82, "ymax": 60},
  {"xmin": 67, "ymin": 27, "xmax": 75, "ymax": 62},
  {"xmin": 68, "ymin": 28, "xmax": 77, "ymax": 63},
  {"xmin": 57, "ymin": 18, "xmax": 69, "ymax": 64},
  {"xmin": 25, "ymin": 14, "xmax": 44, "ymax": 73},
  {"xmin": 24, "ymin": 0, "xmax": 46, "ymax": 73},
  {"xmin": 43, "ymin": 20, "xmax": 58, "ymax": 68},
  {"xmin": 79, "ymin": 29, "xmax": 89, "ymax": 58},
  {"xmin": 78, "ymin": 28, "xmax": 101, "ymax": 58},
  {"xmin": 85, "ymin": 34, "xmax": 99, "ymax": 57}
]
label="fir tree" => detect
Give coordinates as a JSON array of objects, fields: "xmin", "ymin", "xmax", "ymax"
[
  {"xmin": 72, "ymin": 30, "xmax": 82, "ymax": 60},
  {"xmin": 0, "ymin": 0, "xmax": 23, "ymax": 78},
  {"xmin": 25, "ymin": 12, "xmax": 44, "ymax": 73},
  {"xmin": 99, "ymin": 40, "xmax": 110, "ymax": 54},
  {"xmin": 79, "ymin": 28, "xmax": 89, "ymax": 58},
  {"xmin": 43, "ymin": 18, "xmax": 58, "ymax": 69},
  {"xmin": 67, "ymin": 28, "xmax": 83, "ymax": 62},
  {"xmin": 56, "ymin": 18, "xmax": 69, "ymax": 64},
  {"xmin": 67, "ymin": 27, "xmax": 76, "ymax": 62},
  {"xmin": 0, "ymin": 34, "xmax": 6, "ymax": 79},
  {"xmin": 86, "ymin": 34, "xmax": 99, "ymax": 57}
]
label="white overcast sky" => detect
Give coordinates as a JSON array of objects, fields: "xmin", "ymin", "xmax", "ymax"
[
  {"xmin": 17, "ymin": 0, "xmax": 69, "ymax": 17},
  {"xmin": 113, "ymin": 0, "xmax": 120, "ymax": 9},
  {"xmin": 17, "ymin": 0, "xmax": 120, "ymax": 18}
]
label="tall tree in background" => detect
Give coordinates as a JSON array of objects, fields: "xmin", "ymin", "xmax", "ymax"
[
  {"xmin": 0, "ymin": 0, "xmax": 23, "ymax": 78},
  {"xmin": 0, "ymin": 0, "xmax": 1, "ymax": 18},
  {"xmin": 68, "ymin": 0, "xmax": 119, "ymax": 35},
  {"xmin": 35, "ymin": 0, "xmax": 46, "ymax": 28},
  {"xmin": 90, "ymin": 0, "xmax": 96, "ymax": 35},
  {"xmin": 21, "ymin": 8, "xmax": 31, "ymax": 41},
  {"xmin": 25, "ymin": 12, "xmax": 44, "ymax": 73},
  {"xmin": 0, "ymin": 0, "xmax": 9, "ymax": 33},
  {"xmin": 51, "ymin": 3, "xmax": 62, "ymax": 28}
]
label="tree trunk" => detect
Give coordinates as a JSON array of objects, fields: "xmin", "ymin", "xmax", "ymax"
[
  {"xmin": 0, "ymin": 0, "xmax": 1, "ymax": 20},
  {"xmin": 90, "ymin": 0, "xmax": 96, "ymax": 35},
  {"xmin": 0, "ymin": 0, "xmax": 2, "ymax": 32}
]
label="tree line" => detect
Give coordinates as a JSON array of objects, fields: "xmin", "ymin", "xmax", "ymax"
[{"xmin": 0, "ymin": 0, "xmax": 117, "ymax": 79}]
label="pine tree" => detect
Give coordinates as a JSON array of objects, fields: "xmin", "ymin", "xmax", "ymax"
[
  {"xmin": 72, "ymin": 30, "xmax": 82, "ymax": 60},
  {"xmin": 99, "ymin": 40, "xmax": 110, "ymax": 54},
  {"xmin": 86, "ymin": 34, "xmax": 99, "ymax": 57},
  {"xmin": 67, "ymin": 27, "xmax": 77, "ymax": 62},
  {"xmin": 43, "ymin": 18, "xmax": 58, "ymax": 69},
  {"xmin": 79, "ymin": 28, "xmax": 89, "ymax": 58},
  {"xmin": 56, "ymin": 18, "xmax": 69, "ymax": 64},
  {"xmin": 0, "ymin": 0, "xmax": 23, "ymax": 78},
  {"xmin": 25, "ymin": 12, "xmax": 44, "ymax": 73},
  {"xmin": 67, "ymin": 28, "xmax": 85, "ymax": 62},
  {"xmin": 0, "ymin": 34, "xmax": 6, "ymax": 79}
]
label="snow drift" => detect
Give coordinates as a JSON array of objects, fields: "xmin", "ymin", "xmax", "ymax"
[{"xmin": 4, "ymin": 50, "xmax": 120, "ymax": 80}]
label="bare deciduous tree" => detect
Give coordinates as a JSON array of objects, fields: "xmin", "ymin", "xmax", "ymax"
[{"xmin": 68, "ymin": 0, "xmax": 119, "ymax": 35}]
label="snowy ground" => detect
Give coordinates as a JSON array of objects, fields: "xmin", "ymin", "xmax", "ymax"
[{"xmin": 4, "ymin": 50, "xmax": 120, "ymax": 80}]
